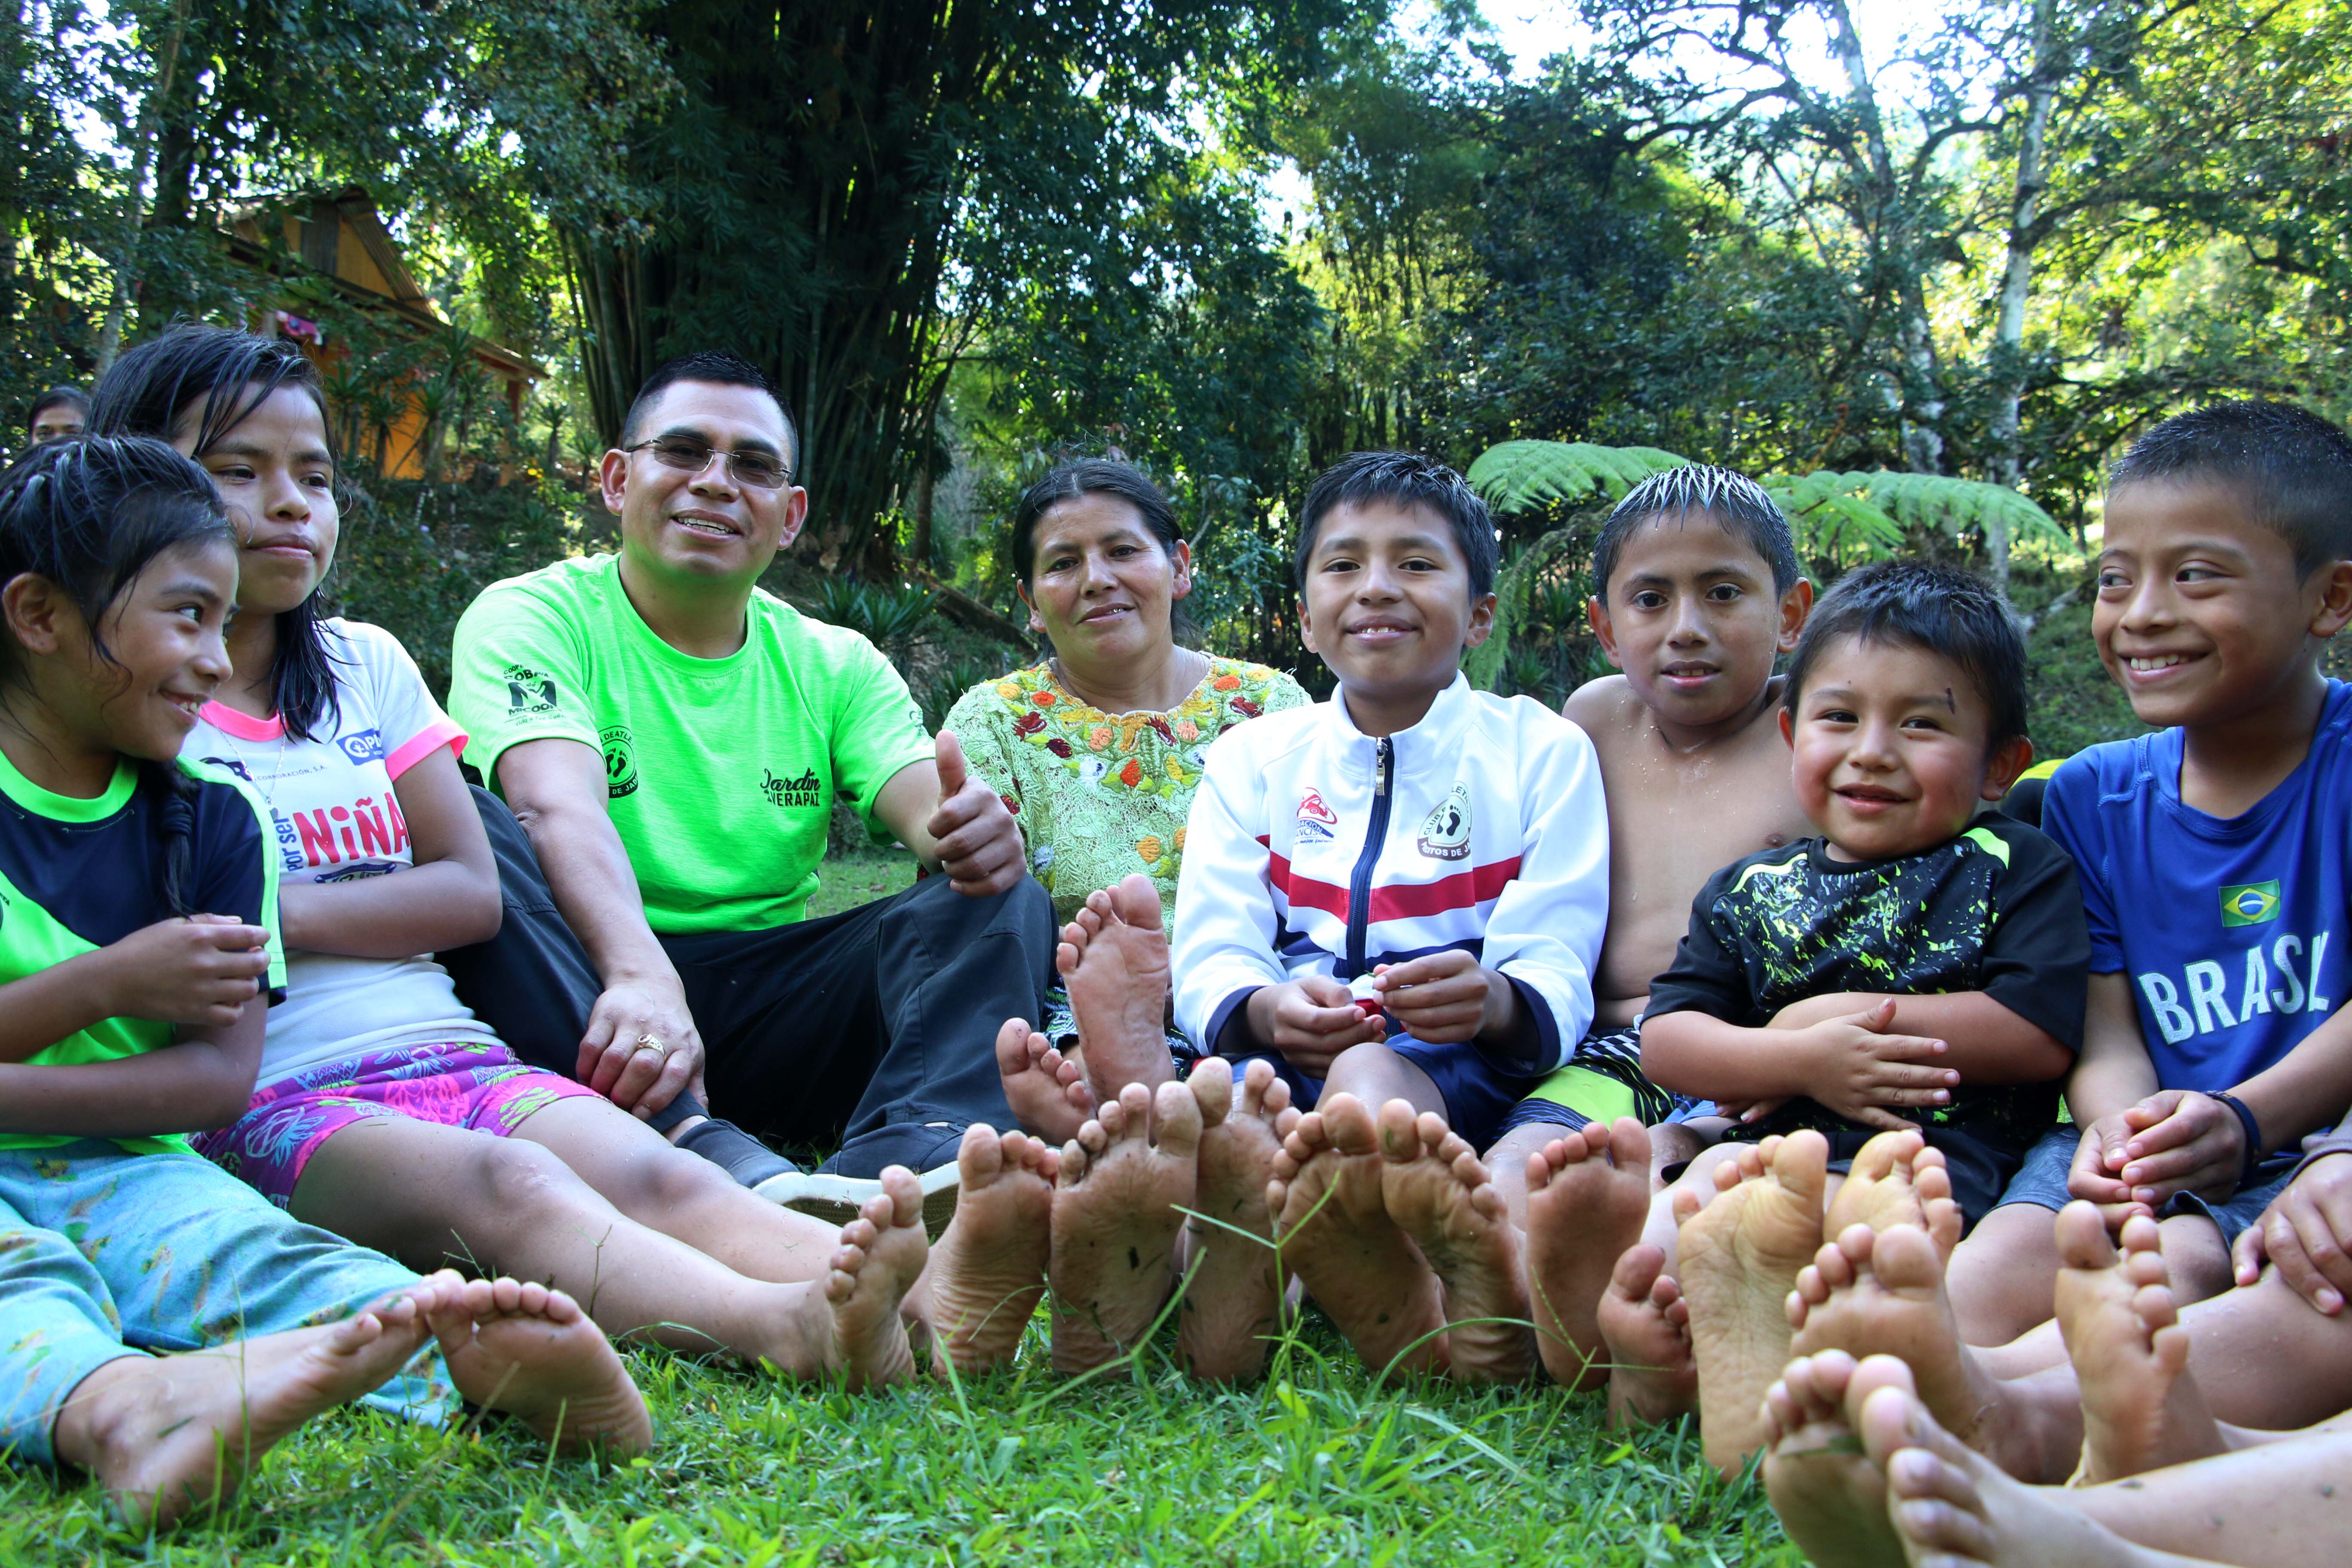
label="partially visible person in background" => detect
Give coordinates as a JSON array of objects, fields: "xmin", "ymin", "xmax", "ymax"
[{"xmin": 25, "ymin": 386, "xmax": 89, "ymax": 445}]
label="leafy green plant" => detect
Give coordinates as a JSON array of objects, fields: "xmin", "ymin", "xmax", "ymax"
[
  {"xmin": 1464, "ymin": 439, "xmax": 2074, "ymax": 693},
  {"xmin": 918, "ymin": 654, "xmax": 1008, "ymax": 732},
  {"xmin": 808, "ymin": 579, "xmax": 939, "ymax": 662}
]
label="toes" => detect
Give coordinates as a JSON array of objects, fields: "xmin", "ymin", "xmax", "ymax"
[
  {"xmin": 1153, "ymin": 1077, "xmax": 1204, "ymax": 1158},
  {"xmin": 1113, "ymin": 1081, "xmax": 1153, "ymax": 1135},
  {"xmin": 959, "ymin": 1121, "xmax": 1008, "ymax": 1182},
  {"xmin": 995, "ymin": 1018, "xmax": 1035, "ymax": 1075},
  {"xmin": 1609, "ymin": 1242, "xmax": 1667, "ymax": 1302},
  {"xmin": 1320, "ymin": 1094, "xmax": 1378, "ymax": 1155},
  {"xmin": 1868, "ymin": 1224, "xmax": 1946, "ymax": 1294},
  {"xmin": 2054, "ymin": 1200, "xmax": 2121, "ymax": 1270},
  {"xmin": 1375, "ymin": 1099, "xmax": 1421, "ymax": 1162},
  {"xmin": 1188, "ymin": 1055, "xmax": 1235, "ymax": 1125},
  {"xmin": 1770, "ymin": 1130, "xmax": 1831, "ymax": 1205},
  {"xmin": 878, "ymin": 1167, "xmax": 924, "ymax": 1228},
  {"xmin": 1112, "ymin": 873, "xmax": 1164, "ymax": 931},
  {"xmin": 1060, "ymin": 1137, "xmax": 1093, "ymax": 1187},
  {"xmin": 1238, "ymin": 1057, "xmax": 1277, "ymax": 1114},
  {"xmin": 1605, "ymin": 1117, "xmax": 1651, "ymax": 1176},
  {"xmin": 1849, "ymin": 1357, "xmax": 1932, "ymax": 1468}
]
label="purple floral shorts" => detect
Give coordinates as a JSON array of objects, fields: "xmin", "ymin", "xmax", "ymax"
[{"xmin": 193, "ymin": 1041, "xmax": 600, "ymax": 1209}]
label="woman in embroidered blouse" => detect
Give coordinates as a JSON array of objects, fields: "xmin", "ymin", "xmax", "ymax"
[{"xmin": 944, "ymin": 461, "xmax": 1308, "ymax": 951}]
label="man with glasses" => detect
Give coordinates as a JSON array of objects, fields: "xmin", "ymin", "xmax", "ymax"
[{"xmin": 444, "ymin": 351, "xmax": 1051, "ymax": 1218}]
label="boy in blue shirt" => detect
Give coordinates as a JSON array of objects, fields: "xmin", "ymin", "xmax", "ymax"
[{"xmin": 1946, "ymin": 400, "xmax": 2352, "ymax": 1347}]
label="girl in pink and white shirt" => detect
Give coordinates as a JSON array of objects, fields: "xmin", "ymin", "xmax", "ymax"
[{"xmin": 94, "ymin": 324, "xmax": 1038, "ymax": 1389}]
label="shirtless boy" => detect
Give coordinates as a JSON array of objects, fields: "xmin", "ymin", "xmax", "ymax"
[{"xmin": 1476, "ymin": 466, "xmax": 1814, "ymax": 1388}]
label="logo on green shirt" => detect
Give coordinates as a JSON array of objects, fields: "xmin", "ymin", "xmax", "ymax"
[
  {"xmin": 601, "ymin": 724, "xmax": 638, "ymax": 799},
  {"xmin": 2220, "ymin": 880, "xmax": 2282, "ymax": 927},
  {"xmin": 762, "ymin": 767, "xmax": 821, "ymax": 808},
  {"xmin": 503, "ymin": 664, "xmax": 560, "ymax": 716}
]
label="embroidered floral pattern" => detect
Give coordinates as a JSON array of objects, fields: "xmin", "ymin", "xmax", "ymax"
[{"xmin": 942, "ymin": 656, "xmax": 1309, "ymax": 925}]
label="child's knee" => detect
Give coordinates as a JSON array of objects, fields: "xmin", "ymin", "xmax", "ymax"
[{"xmin": 2157, "ymin": 1213, "xmax": 2235, "ymax": 1304}]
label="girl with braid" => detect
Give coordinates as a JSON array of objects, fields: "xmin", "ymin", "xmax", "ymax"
[{"xmin": 0, "ymin": 435, "xmax": 646, "ymax": 1526}]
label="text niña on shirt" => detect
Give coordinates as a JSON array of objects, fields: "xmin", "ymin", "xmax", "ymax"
[{"xmin": 2137, "ymin": 930, "xmax": 2332, "ymax": 1044}]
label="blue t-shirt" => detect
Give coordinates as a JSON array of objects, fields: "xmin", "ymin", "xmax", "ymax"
[{"xmin": 2043, "ymin": 680, "xmax": 2352, "ymax": 1092}]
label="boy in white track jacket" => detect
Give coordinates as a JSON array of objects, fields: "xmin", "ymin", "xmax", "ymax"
[{"xmin": 1170, "ymin": 456, "xmax": 1610, "ymax": 1149}]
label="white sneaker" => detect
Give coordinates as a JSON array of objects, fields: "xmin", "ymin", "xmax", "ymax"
[{"xmin": 754, "ymin": 1161, "xmax": 961, "ymax": 1238}]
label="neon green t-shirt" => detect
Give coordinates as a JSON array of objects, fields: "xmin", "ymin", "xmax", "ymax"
[
  {"xmin": 449, "ymin": 553, "xmax": 937, "ymax": 934},
  {"xmin": 0, "ymin": 750, "xmax": 286, "ymax": 1155}
]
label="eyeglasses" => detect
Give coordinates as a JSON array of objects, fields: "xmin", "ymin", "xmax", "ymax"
[{"xmin": 624, "ymin": 437, "xmax": 793, "ymax": 490}]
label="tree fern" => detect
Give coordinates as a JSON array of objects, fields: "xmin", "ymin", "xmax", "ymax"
[{"xmin": 1464, "ymin": 440, "xmax": 2069, "ymax": 692}]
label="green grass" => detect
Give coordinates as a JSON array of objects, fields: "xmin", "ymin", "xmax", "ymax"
[
  {"xmin": 807, "ymin": 845, "xmax": 922, "ymax": 919},
  {"xmin": 0, "ymin": 1317, "xmax": 1796, "ymax": 1565},
  {"xmin": 3, "ymin": 842, "xmax": 1798, "ymax": 1562}
]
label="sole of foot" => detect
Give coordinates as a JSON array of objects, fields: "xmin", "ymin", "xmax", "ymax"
[
  {"xmin": 1858, "ymin": 1354, "xmax": 2144, "ymax": 1568},
  {"xmin": 922, "ymin": 1123, "xmax": 1057, "ymax": 1376},
  {"xmin": 74, "ymin": 1281, "xmax": 439, "ymax": 1529},
  {"xmin": 1059, "ymin": 873, "xmax": 1176, "ymax": 1109},
  {"xmin": 1598, "ymin": 1242, "xmax": 1697, "ymax": 1428},
  {"xmin": 1268, "ymin": 1092, "xmax": 1446, "ymax": 1379},
  {"xmin": 1376, "ymin": 1099, "xmax": 1534, "ymax": 1384},
  {"xmin": 1050, "ymin": 1079, "xmax": 1201, "ymax": 1375},
  {"xmin": 1822, "ymin": 1129, "xmax": 1963, "ymax": 1259},
  {"xmin": 1761, "ymin": 1349, "xmax": 1903, "ymax": 1568},
  {"xmin": 1179, "ymin": 1056, "xmax": 1295, "ymax": 1382},
  {"xmin": 810, "ymin": 1167, "xmax": 931, "ymax": 1390},
  {"xmin": 2052, "ymin": 1202, "xmax": 2218, "ymax": 1484},
  {"xmin": 1525, "ymin": 1117, "xmax": 1654, "ymax": 1390},
  {"xmin": 420, "ymin": 1271, "xmax": 652, "ymax": 1458},
  {"xmin": 1790, "ymin": 1220, "xmax": 2036, "ymax": 1481},
  {"xmin": 992, "ymin": 1017, "xmax": 1095, "ymax": 1146},
  {"xmin": 1677, "ymin": 1130, "xmax": 1830, "ymax": 1478}
]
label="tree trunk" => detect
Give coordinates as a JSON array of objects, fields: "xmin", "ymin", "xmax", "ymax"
[
  {"xmin": 1987, "ymin": 0, "xmax": 2061, "ymax": 597},
  {"xmin": 95, "ymin": 0, "xmax": 193, "ymax": 374}
]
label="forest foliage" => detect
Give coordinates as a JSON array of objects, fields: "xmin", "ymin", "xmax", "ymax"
[{"xmin": 5, "ymin": 0, "xmax": 2349, "ymax": 737}]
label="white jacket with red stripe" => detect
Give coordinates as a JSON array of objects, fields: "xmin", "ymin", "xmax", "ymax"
[{"xmin": 1171, "ymin": 673, "xmax": 1608, "ymax": 1075}]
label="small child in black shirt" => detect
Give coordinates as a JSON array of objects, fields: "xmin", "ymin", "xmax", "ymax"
[{"xmin": 1642, "ymin": 560, "xmax": 2089, "ymax": 1225}]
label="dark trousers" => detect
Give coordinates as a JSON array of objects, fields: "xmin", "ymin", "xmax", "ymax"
[{"xmin": 439, "ymin": 787, "xmax": 1054, "ymax": 1176}]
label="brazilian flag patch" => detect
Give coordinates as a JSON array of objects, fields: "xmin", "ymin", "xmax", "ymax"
[{"xmin": 2221, "ymin": 880, "xmax": 2282, "ymax": 927}]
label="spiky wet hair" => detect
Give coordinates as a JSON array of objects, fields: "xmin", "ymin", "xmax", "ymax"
[{"xmin": 1592, "ymin": 466, "xmax": 1801, "ymax": 602}]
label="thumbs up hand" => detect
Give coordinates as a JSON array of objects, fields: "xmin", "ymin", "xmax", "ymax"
[{"xmin": 925, "ymin": 729, "xmax": 1027, "ymax": 897}]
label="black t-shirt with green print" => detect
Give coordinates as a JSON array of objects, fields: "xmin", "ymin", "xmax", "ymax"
[{"xmin": 1645, "ymin": 814, "xmax": 2088, "ymax": 1160}]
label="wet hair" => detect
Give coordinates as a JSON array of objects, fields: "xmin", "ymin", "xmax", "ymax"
[
  {"xmin": 1293, "ymin": 451, "xmax": 1498, "ymax": 600},
  {"xmin": 2109, "ymin": 399, "xmax": 2352, "ymax": 580},
  {"xmin": 620, "ymin": 350, "xmax": 799, "ymax": 473},
  {"xmin": 1010, "ymin": 459, "xmax": 1196, "ymax": 645},
  {"xmin": 1785, "ymin": 559, "xmax": 2028, "ymax": 747},
  {"xmin": 0, "ymin": 436, "xmax": 237, "ymax": 916},
  {"xmin": 27, "ymin": 386, "xmax": 90, "ymax": 431},
  {"xmin": 91, "ymin": 324, "xmax": 343, "ymax": 741},
  {"xmin": 1592, "ymin": 465, "xmax": 1803, "ymax": 601}
]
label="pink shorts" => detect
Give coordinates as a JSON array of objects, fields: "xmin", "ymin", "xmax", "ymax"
[{"xmin": 193, "ymin": 1042, "xmax": 600, "ymax": 1209}]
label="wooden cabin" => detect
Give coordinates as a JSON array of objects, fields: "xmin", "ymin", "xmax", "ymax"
[{"xmin": 224, "ymin": 187, "xmax": 542, "ymax": 479}]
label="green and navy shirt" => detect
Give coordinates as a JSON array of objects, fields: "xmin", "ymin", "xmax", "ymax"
[
  {"xmin": 0, "ymin": 750, "xmax": 285, "ymax": 1155},
  {"xmin": 1645, "ymin": 814, "xmax": 2088, "ymax": 1156}
]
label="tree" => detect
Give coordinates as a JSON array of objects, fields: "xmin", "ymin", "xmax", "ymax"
[{"xmin": 556, "ymin": 0, "xmax": 1376, "ymax": 576}]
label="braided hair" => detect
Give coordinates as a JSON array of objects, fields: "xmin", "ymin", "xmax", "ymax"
[
  {"xmin": 90, "ymin": 323, "xmax": 344, "ymax": 741},
  {"xmin": 0, "ymin": 436, "xmax": 236, "ymax": 915}
]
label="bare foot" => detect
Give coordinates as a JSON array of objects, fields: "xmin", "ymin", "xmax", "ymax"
[
  {"xmin": 1525, "ymin": 1118, "xmax": 1653, "ymax": 1390},
  {"xmin": 995, "ymin": 1017, "xmax": 1094, "ymax": 1143},
  {"xmin": 1761, "ymin": 1349, "xmax": 1903, "ymax": 1568},
  {"xmin": 805, "ymin": 1168, "xmax": 930, "ymax": 1390},
  {"xmin": 1179, "ymin": 1057, "xmax": 1296, "ymax": 1381},
  {"xmin": 1060, "ymin": 874, "xmax": 1176, "ymax": 1106},
  {"xmin": 1823, "ymin": 1130, "xmax": 1963, "ymax": 1258},
  {"xmin": 1050, "ymin": 1080, "xmax": 1201, "ymax": 1374},
  {"xmin": 1376, "ymin": 1100, "xmax": 1534, "ymax": 1383},
  {"xmin": 1789, "ymin": 1223, "xmax": 2053, "ymax": 1482},
  {"xmin": 1269, "ymin": 1092, "xmax": 1446, "ymax": 1378},
  {"xmin": 59, "ymin": 1281, "xmax": 441, "ymax": 1528},
  {"xmin": 423, "ymin": 1272, "xmax": 652, "ymax": 1456},
  {"xmin": 1858, "ymin": 1356, "xmax": 2157, "ymax": 1568},
  {"xmin": 1598, "ymin": 1243, "xmax": 1697, "ymax": 1427},
  {"xmin": 1677, "ymin": 1131, "xmax": 1830, "ymax": 1477},
  {"xmin": 922, "ymin": 1123, "xmax": 1056, "ymax": 1375},
  {"xmin": 2052, "ymin": 1204, "xmax": 2220, "ymax": 1483}
]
